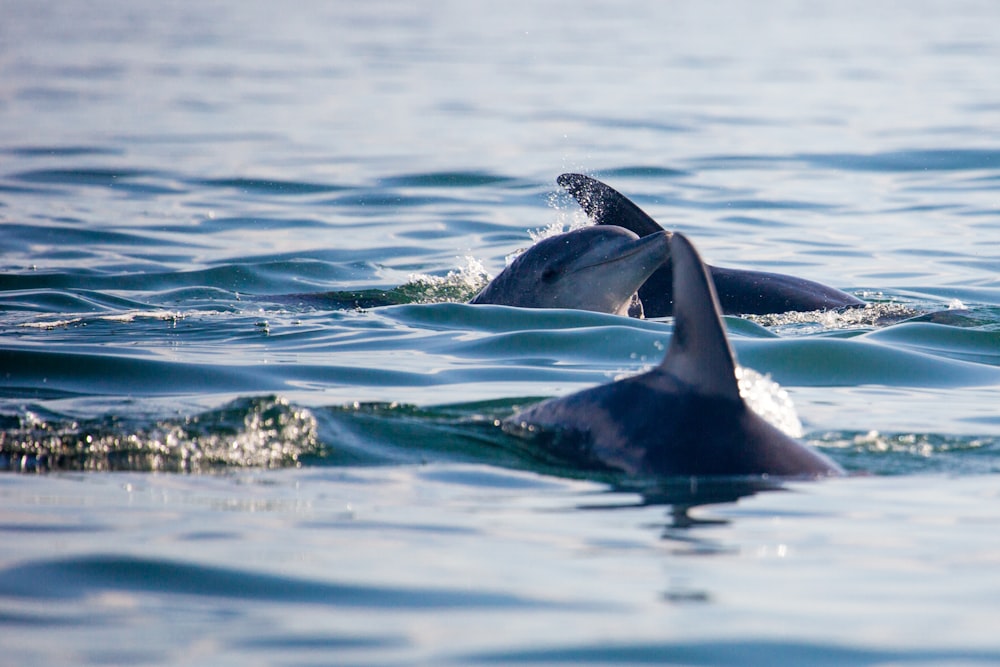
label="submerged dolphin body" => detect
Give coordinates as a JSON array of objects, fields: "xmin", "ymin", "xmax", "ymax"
[
  {"xmin": 470, "ymin": 225, "xmax": 670, "ymax": 317},
  {"xmin": 506, "ymin": 232, "xmax": 843, "ymax": 478},
  {"xmin": 557, "ymin": 173, "xmax": 865, "ymax": 317}
]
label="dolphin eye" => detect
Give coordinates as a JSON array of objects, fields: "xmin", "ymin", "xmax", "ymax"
[{"xmin": 541, "ymin": 267, "xmax": 558, "ymax": 283}]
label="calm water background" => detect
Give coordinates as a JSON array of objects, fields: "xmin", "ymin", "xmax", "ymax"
[{"xmin": 2, "ymin": 1, "xmax": 1000, "ymax": 665}]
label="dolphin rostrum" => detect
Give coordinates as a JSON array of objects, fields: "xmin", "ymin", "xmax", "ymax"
[
  {"xmin": 557, "ymin": 173, "xmax": 865, "ymax": 317},
  {"xmin": 505, "ymin": 232, "xmax": 844, "ymax": 478},
  {"xmin": 470, "ymin": 225, "xmax": 669, "ymax": 317}
]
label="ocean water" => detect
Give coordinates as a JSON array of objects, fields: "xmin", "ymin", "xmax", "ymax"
[{"xmin": 2, "ymin": 1, "xmax": 1000, "ymax": 665}]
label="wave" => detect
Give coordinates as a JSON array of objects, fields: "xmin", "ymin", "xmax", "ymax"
[{"xmin": 4, "ymin": 391, "xmax": 998, "ymax": 477}]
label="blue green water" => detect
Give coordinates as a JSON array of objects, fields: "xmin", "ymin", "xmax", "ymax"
[{"xmin": 2, "ymin": 1, "xmax": 1000, "ymax": 664}]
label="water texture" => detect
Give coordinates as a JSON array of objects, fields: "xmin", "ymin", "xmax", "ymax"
[{"xmin": 2, "ymin": 1, "xmax": 1000, "ymax": 664}]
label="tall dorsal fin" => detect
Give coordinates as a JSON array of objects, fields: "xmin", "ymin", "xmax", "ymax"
[
  {"xmin": 558, "ymin": 173, "xmax": 668, "ymax": 238},
  {"xmin": 660, "ymin": 233, "xmax": 740, "ymax": 401}
]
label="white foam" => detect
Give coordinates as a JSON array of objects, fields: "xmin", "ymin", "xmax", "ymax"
[
  {"xmin": 18, "ymin": 318, "xmax": 82, "ymax": 329},
  {"xmin": 746, "ymin": 302, "xmax": 918, "ymax": 332},
  {"xmin": 736, "ymin": 365, "xmax": 804, "ymax": 437},
  {"xmin": 99, "ymin": 310, "xmax": 184, "ymax": 323},
  {"xmin": 403, "ymin": 256, "xmax": 492, "ymax": 303}
]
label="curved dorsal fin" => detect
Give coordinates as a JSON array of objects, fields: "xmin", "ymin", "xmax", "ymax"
[
  {"xmin": 661, "ymin": 233, "xmax": 740, "ymax": 401},
  {"xmin": 558, "ymin": 173, "xmax": 667, "ymax": 238}
]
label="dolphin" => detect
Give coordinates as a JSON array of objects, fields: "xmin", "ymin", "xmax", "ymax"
[
  {"xmin": 505, "ymin": 232, "xmax": 844, "ymax": 478},
  {"xmin": 469, "ymin": 225, "xmax": 670, "ymax": 317},
  {"xmin": 557, "ymin": 173, "xmax": 865, "ymax": 317}
]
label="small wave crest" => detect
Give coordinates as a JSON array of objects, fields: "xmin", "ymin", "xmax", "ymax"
[
  {"xmin": 401, "ymin": 257, "xmax": 492, "ymax": 303},
  {"xmin": 17, "ymin": 309, "xmax": 189, "ymax": 330},
  {"xmin": 284, "ymin": 257, "xmax": 492, "ymax": 310},
  {"xmin": 809, "ymin": 430, "xmax": 1000, "ymax": 475},
  {"xmin": 746, "ymin": 301, "xmax": 919, "ymax": 332},
  {"xmin": 0, "ymin": 396, "xmax": 320, "ymax": 472}
]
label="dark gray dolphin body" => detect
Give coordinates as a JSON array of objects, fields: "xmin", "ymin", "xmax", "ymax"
[
  {"xmin": 505, "ymin": 232, "xmax": 843, "ymax": 478},
  {"xmin": 558, "ymin": 173, "xmax": 865, "ymax": 317},
  {"xmin": 470, "ymin": 225, "xmax": 669, "ymax": 317}
]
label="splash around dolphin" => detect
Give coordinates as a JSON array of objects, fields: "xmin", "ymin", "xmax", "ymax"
[
  {"xmin": 505, "ymin": 232, "xmax": 844, "ymax": 478},
  {"xmin": 469, "ymin": 225, "xmax": 670, "ymax": 317},
  {"xmin": 557, "ymin": 173, "xmax": 865, "ymax": 317}
]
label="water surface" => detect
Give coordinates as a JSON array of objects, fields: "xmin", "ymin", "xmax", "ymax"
[{"xmin": 2, "ymin": 1, "xmax": 1000, "ymax": 664}]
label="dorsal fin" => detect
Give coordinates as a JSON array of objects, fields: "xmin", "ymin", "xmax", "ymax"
[
  {"xmin": 660, "ymin": 233, "xmax": 740, "ymax": 401},
  {"xmin": 557, "ymin": 173, "xmax": 668, "ymax": 238}
]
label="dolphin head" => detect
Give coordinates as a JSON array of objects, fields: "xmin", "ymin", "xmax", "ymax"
[{"xmin": 470, "ymin": 225, "xmax": 670, "ymax": 316}]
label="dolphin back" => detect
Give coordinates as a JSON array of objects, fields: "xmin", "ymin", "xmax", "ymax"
[
  {"xmin": 558, "ymin": 173, "xmax": 864, "ymax": 317},
  {"xmin": 506, "ymin": 230, "xmax": 844, "ymax": 479}
]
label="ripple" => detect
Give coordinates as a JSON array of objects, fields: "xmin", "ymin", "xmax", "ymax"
[
  {"xmin": 192, "ymin": 177, "xmax": 348, "ymax": 195},
  {"xmin": 0, "ymin": 554, "xmax": 554, "ymax": 609},
  {"xmin": 801, "ymin": 148, "xmax": 1000, "ymax": 172},
  {"xmin": 380, "ymin": 171, "xmax": 517, "ymax": 187}
]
